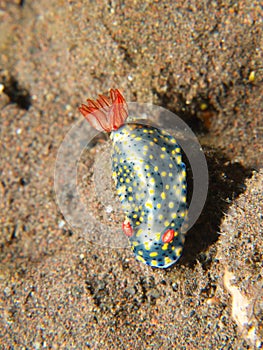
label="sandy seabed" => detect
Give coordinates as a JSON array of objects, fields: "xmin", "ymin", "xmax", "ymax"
[{"xmin": 0, "ymin": 1, "xmax": 262, "ymax": 349}]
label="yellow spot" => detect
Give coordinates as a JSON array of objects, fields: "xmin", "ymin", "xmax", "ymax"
[
  {"xmin": 144, "ymin": 242, "xmax": 150, "ymax": 250},
  {"xmin": 171, "ymin": 213, "xmax": 177, "ymax": 219},
  {"xmin": 182, "ymin": 184, "xmax": 186, "ymax": 189},
  {"xmin": 148, "ymin": 215, "xmax": 153, "ymax": 221},
  {"xmin": 143, "ymin": 129, "xmax": 148, "ymax": 133},
  {"xmin": 139, "ymin": 217, "xmax": 144, "ymax": 222},
  {"xmin": 169, "ymin": 202, "xmax": 174, "ymax": 209},
  {"xmin": 157, "ymin": 203, "xmax": 161, "ymax": 209},
  {"xmin": 171, "ymin": 139, "xmax": 176, "ymax": 144},
  {"xmin": 182, "ymin": 170, "xmax": 186, "ymax": 178},
  {"xmin": 155, "ymin": 233, "xmax": 161, "ymax": 240},
  {"xmin": 161, "ymin": 147, "xmax": 166, "ymax": 151},
  {"xmin": 150, "ymin": 141, "xmax": 154, "ymax": 146},
  {"xmin": 169, "ymin": 163, "xmax": 173, "ymax": 168},
  {"xmin": 161, "ymin": 192, "xmax": 166, "ymax": 200},
  {"xmin": 150, "ymin": 178, "xmax": 155, "ymax": 184},
  {"xmin": 160, "ymin": 154, "xmax": 165, "ymax": 159},
  {"xmin": 149, "ymin": 130, "xmax": 154, "ymax": 134},
  {"xmin": 136, "ymin": 221, "xmax": 140, "ymax": 225},
  {"xmin": 154, "ymin": 166, "xmax": 158, "ymax": 172},
  {"xmin": 138, "ymin": 250, "xmax": 143, "ymax": 256},
  {"xmin": 171, "ymin": 223, "xmax": 175, "ymax": 227},
  {"xmin": 175, "ymin": 247, "xmax": 182, "ymax": 257},
  {"xmin": 123, "ymin": 165, "xmax": 127, "ymax": 169},
  {"xmin": 113, "ymin": 157, "xmax": 118, "ymax": 162},
  {"xmin": 164, "ymin": 257, "xmax": 172, "ymax": 265},
  {"xmin": 112, "ymin": 171, "xmax": 117, "ymax": 177},
  {"xmin": 176, "ymin": 155, "xmax": 182, "ymax": 164},
  {"xmin": 126, "ymin": 178, "xmax": 130, "ymax": 183},
  {"xmin": 158, "ymin": 214, "xmax": 164, "ymax": 221},
  {"xmin": 145, "ymin": 201, "xmax": 153, "ymax": 209},
  {"xmin": 133, "ymin": 241, "xmax": 139, "ymax": 246},
  {"xmin": 128, "ymin": 186, "xmax": 132, "ymax": 192},
  {"xmin": 182, "ymin": 196, "xmax": 187, "ymax": 203},
  {"xmin": 120, "ymin": 178, "xmax": 124, "ymax": 183},
  {"xmin": 133, "ymin": 214, "xmax": 138, "ymax": 219},
  {"xmin": 149, "ymin": 189, "xmax": 155, "ymax": 195},
  {"xmin": 136, "ymin": 229, "xmax": 143, "ymax": 237},
  {"xmin": 143, "ymin": 145, "xmax": 149, "ymax": 151},
  {"xmin": 161, "ymin": 171, "xmax": 167, "ymax": 177},
  {"xmin": 169, "ymin": 172, "xmax": 173, "ymax": 177},
  {"xmin": 164, "ymin": 221, "xmax": 170, "ymax": 227},
  {"xmin": 174, "ymin": 231, "xmax": 178, "ymax": 237},
  {"xmin": 128, "ymin": 196, "xmax": 133, "ymax": 201},
  {"xmin": 149, "ymin": 155, "xmax": 153, "ymax": 159},
  {"xmin": 147, "ymin": 172, "xmax": 151, "ymax": 177},
  {"xmin": 165, "ymin": 184, "xmax": 170, "ymax": 190},
  {"xmin": 175, "ymin": 147, "xmax": 181, "ymax": 153},
  {"xmin": 162, "ymin": 243, "xmax": 168, "ymax": 251},
  {"xmin": 135, "ymin": 137, "xmax": 142, "ymax": 141},
  {"xmin": 137, "ymin": 256, "xmax": 146, "ymax": 263},
  {"xmin": 145, "ymin": 164, "xmax": 150, "ymax": 170},
  {"xmin": 135, "ymin": 193, "xmax": 140, "ymax": 200},
  {"xmin": 151, "ymin": 260, "xmax": 158, "ymax": 266},
  {"xmin": 150, "ymin": 252, "xmax": 158, "ymax": 257},
  {"xmin": 120, "ymin": 158, "xmax": 124, "ymax": 163},
  {"xmin": 181, "ymin": 211, "xmax": 186, "ymax": 217},
  {"xmin": 153, "ymin": 138, "xmax": 158, "ymax": 142}
]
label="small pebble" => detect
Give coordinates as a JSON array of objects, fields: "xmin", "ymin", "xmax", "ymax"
[
  {"xmin": 105, "ymin": 205, "xmax": 113, "ymax": 213},
  {"xmin": 58, "ymin": 220, "xmax": 65, "ymax": 228}
]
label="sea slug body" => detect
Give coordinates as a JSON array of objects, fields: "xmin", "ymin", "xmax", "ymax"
[{"xmin": 79, "ymin": 89, "xmax": 187, "ymax": 268}]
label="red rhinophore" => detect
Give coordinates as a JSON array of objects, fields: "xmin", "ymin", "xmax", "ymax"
[
  {"xmin": 79, "ymin": 89, "xmax": 128, "ymax": 132},
  {"xmin": 162, "ymin": 229, "xmax": 175, "ymax": 243},
  {"xmin": 122, "ymin": 219, "xmax": 133, "ymax": 237}
]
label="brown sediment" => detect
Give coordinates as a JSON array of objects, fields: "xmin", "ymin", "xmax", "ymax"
[{"xmin": 0, "ymin": 1, "xmax": 262, "ymax": 348}]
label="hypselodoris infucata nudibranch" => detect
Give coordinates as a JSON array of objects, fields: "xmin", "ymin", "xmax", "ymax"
[{"xmin": 79, "ymin": 89, "xmax": 187, "ymax": 268}]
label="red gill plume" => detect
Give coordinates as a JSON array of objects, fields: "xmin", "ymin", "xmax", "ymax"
[{"xmin": 79, "ymin": 89, "xmax": 128, "ymax": 132}]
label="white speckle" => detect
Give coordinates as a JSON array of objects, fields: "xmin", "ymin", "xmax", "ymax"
[
  {"xmin": 16, "ymin": 128, "xmax": 22, "ymax": 135},
  {"xmin": 127, "ymin": 75, "xmax": 133, "ymax": 81},
  {"xmin": 105, "ymin": 205, "xmax": 113, "ymax": 213},
  {"xmin": 79, "ymin": 253, "xmax": 85, "ymax": 260},
  {"xmin": 58, "ymin": 220, "xmax": 65, "ymax": 228},
  {"xmin": 0, "ymin": 83, "xmax": 4, "ymax": 94}
]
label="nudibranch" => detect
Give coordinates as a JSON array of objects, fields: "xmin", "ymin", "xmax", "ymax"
[{"xmin": 79, "ymin": 89, "xmax": 187, "ymax": 268}]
